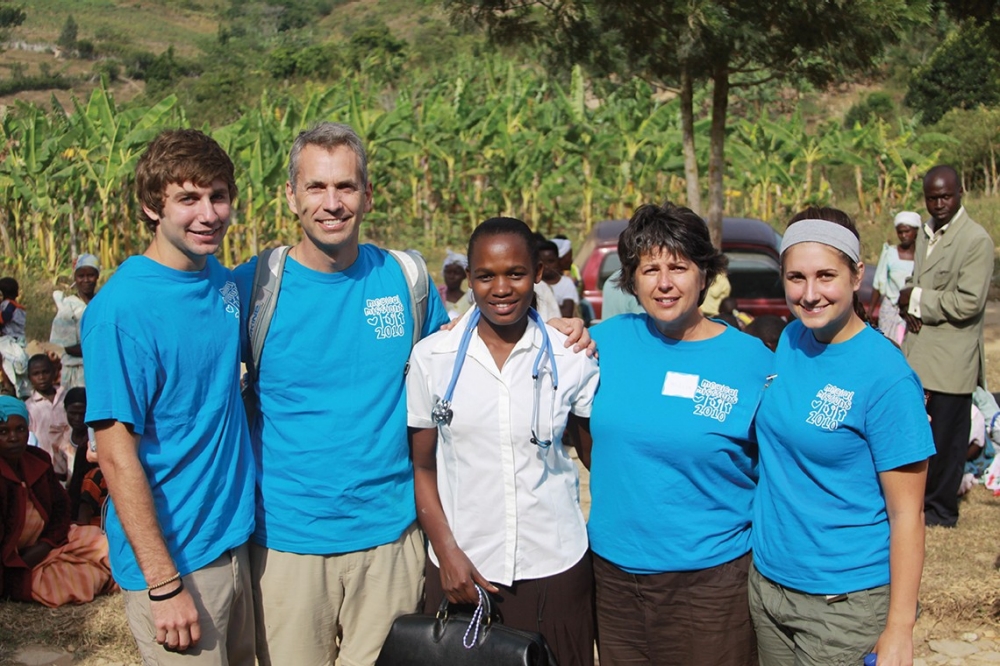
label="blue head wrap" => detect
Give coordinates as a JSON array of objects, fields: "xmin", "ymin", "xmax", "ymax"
[{"xmin": 0, "ymin": 395, "xmax": 29, "ymax": 423}]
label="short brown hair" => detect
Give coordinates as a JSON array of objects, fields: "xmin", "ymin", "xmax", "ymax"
[
  {"xmin": 135, "ymin": 129, "xmax": 238, "ymax": 230},
  {"xmin": 615, "ymin": 202, "xmax": 728, "ymax": 305}
]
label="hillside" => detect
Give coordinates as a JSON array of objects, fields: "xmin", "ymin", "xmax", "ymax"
[{"xmin": 0, "ymin": 0, "xmax": 455, "ymax": 110}]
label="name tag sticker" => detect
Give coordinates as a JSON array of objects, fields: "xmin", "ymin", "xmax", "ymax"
[{"xmin": 662, "ymin": 371, "xmax": 699, "ymax": 399}]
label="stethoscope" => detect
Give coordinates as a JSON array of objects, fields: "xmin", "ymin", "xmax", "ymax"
[{"xmin": 431, "ymin": 307, "xmax": 559, "ymax": 449}]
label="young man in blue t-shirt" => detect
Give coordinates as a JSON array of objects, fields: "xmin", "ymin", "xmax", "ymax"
[{"xmin": 82, "ymin": 129, "xmax": 256, "ymax": 665}]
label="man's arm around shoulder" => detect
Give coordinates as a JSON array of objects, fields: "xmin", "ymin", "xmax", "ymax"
[{"xmin": 96, "ymin": 420, "xmax": 202, "ymax": 652}]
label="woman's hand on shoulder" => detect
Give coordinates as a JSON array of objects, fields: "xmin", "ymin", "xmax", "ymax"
[
  {"xmin": 437, "ymin": 544, "xmax": 499, "ymax": 605},
  {"xmin": 547, "ymin": 317, "xmax": 597, "ymax": 357},
  {"xmin": 872, "ymin": 620, "xmax": 914, "ymax": 666}
]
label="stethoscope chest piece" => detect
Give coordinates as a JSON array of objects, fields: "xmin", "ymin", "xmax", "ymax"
[
  {"xmin": 431, "ymin": 399, "xmax": 454, "ymax": 426},
  {"xmin": 430, "ymin": 308, "xmax": 558, "ymax": 449}
]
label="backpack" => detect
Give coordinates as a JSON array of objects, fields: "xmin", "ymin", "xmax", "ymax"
[{"xmin": 242, "ymin": 246, "xmax": 431, "ymax": 426}]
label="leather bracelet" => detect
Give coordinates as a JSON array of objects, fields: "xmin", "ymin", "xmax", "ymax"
[
  {"xmin": 148, "ymin": 578, "xmax": 184, "ymax": 602},
  {"xmin": 149, "ymin": 572, "xmax": 181, "ymax": 590}
]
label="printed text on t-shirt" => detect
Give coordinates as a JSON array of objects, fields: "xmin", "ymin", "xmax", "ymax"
[
  {"xmin": 807, "ymin": 384, "xmax": 854, "ymax": 431},
  {"xmin": 220, "ymin": 281, "xmax": 240, "ymax": 319},
  {"xmin": 365, "ymin": 295, "xmax": 406, "ymax": 340},
  {"xmin": 693, "ymin": 379, "xmax": 739, "ymax": 422}
]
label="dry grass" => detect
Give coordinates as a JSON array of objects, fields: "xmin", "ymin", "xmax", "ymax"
[
  {"xmin": 0, "ymin": 593, "xmax": 139, "ymax": 665},
  {"xmin": 921, "ymin": 488, "xmax": 1000, "ymax": 628}
]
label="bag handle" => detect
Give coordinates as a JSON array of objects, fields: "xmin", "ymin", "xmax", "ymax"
[{"xmin": 435, "ymin": 584, "xmax": 493, "ymax": 648}]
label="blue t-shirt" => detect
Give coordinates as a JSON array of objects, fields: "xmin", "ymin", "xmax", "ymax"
[
  {"xmin": 588, "ymin": 315, "xmax": 774, "ymax": 573},
  {"xmin": 81, "ymin": 256, "xmax": 255, "ymax": 591},
  {"xmin": 234, "ymin": 244, "xmax": 449, "ymax": 554},
  {"xmin": 752, "ymin": 320, "xmax": 935, "ymax": 594}
]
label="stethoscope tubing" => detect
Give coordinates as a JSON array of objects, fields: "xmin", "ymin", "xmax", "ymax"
[{"xmin": 432, "ymin": 307, "xmax": 558, "ymax": 427}]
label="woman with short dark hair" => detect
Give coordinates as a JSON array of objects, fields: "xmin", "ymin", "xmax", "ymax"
[{"xmin": 579, "ymin": 202, "xmax": 773, "ymax": 665}]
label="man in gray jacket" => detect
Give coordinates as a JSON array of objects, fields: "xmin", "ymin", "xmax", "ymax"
[{"xmin": 899, "ymin": 164, "xmax": 995, "ymax": 527}]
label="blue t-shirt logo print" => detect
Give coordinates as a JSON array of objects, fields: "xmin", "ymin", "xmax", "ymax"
[
  {"xmin": 807, "ymin": 383, "xmax": 854, "ymax": 431},
  {"xmin": 219, "ymin": 281, "xmax": 241, "ymax": 319},
  {"xmin": 364, "ymin": 294, "xmax": 406, "ymax": 340}
]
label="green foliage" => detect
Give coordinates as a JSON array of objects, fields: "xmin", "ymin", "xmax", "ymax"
[
  {"xmin": 844, "ymin": 92, "xmax": 897, "ymax": 128},
  {"xmin": 905, "ymin": 23, "xmax": 1000, "ymax": 123},
  {"xmin": 0, "ymin": 60, "xmax": 950, "ymax": 279},
  {"xmin": 928, "ymin": 106, "xmax": 1000, "ymax": 191},
  {"xmin": 93, "ymin": 59, "xmax": 120, "ymax": 82},
  {"xmin": 57, "ymin": 15, "xmax": 78, "ymax": 51},
  {"xmin": 345, "ymin": 20, "xmax": 408, "ymax": 81},
  {"xmin": 141, "ymin": 46, "xmax": 202, "ymax": 96},
  {"xmin": 0, "ymin": 0, "xmax": 24, "ymax": 45},
  {"xmin": 0, "ymin": 70, "xmax": 70, "ymax": 95}
]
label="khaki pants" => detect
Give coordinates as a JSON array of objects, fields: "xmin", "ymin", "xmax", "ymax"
[
  {"xmin": 252, "ymin": 522, "xmax": 425, "ymax": 666},
  {"xmin": 123, "ymin": 543, "xmax": 255, "ymax": 666},
  {"xmin": 748, "ymin": 562, "xmax": 889, "ymax": 666}
]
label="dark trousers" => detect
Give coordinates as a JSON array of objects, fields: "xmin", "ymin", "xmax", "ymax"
[
  {"xmin": 593, "ymin": 552, "xmax": 757, "ymax": 666},
  {"xmin": 424, "ymin": 553, "xmax": 595, "ymax": 666},
  {"xmin": 924, "ymin": 391, "xmax": 973, "ymax": 527}
]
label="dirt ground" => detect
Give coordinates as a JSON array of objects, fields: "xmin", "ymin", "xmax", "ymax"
[{"xmin": 3, "ymin": 305, "xmax": 1000, "ymax": 665}]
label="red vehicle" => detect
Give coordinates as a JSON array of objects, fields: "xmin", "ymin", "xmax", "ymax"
[{"xmin": 577, "ymin": 216, "xmax": 791, "ymax": 321}]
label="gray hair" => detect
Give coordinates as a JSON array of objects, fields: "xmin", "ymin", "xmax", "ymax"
[{"xmin": 287, "ymin": 122, "xmax": 369, "ymax": 189}]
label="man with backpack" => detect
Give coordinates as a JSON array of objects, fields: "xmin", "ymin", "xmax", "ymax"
[{"xmin": 235, "ymin": 122, "xmax": 450, "ymax": 666}]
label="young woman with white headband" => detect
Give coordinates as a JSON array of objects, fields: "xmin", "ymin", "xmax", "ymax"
[{"xmin": 748, "ymin": 207, "xmax": 934, "ymax": 666}]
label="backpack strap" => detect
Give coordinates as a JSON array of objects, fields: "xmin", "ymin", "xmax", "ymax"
[
  {"xmin": 388, "ymin": 249, "xmax": 430, "ymax": 349},
  {"xmin": 246, "ymin": 245, "xmax": 290, "ymax": 383}
]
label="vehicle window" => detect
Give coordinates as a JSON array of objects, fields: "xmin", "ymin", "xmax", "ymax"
[
  {"xmin": 725, "ymin": 251, "xmax": 783, "ymax": 300},
  {"xmin": 598, "ymin": 252, "xmax": 622, "ymax": 290}
]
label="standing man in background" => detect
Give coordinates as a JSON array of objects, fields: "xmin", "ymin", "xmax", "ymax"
[{"xmin": 899, "ymin": 164, "xmax": 995, "ymax": 527}]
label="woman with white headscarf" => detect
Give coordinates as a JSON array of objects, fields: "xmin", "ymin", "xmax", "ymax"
[
  {"xmin": 50, "ymin": 254, "xmax": 100, "ymax": 389},
  {"xmin": 869, "ymin": 211, "xmax": 920, "ymax": 344},
  {"xmin": 438, "ymin": 249, "xmax": 468, "ymax": 321}
]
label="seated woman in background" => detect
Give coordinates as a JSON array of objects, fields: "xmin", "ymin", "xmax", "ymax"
[
  {"xmin": 582, "ymin": 203, "xmax": 774, "ymax": 666},
  {"xmin": 0, "ymin": 395, "xmax": 115, "ymax": 606},
  {"xmin": 750, "ymin": 207, "xmax": 932, "ymax": 666},
  {"xmin": 407, "ymin": 217, "xmax": 600, "ymax": 666}
]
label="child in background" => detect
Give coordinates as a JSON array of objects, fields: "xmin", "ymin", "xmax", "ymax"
[
  {"xmin": 719, "ymin": 297, "xmax": 753, "ymax": 328},
  {"xmin": 745, "ymin": 315, "xmax": 787, "ymax": 353},
  {"xmin": 540, "ymin": 240, "xmax": 578, "ymax": 318},
  {"xmin": 78, "ymin": 465, "xmax": 108, "ymax": 527},
  {"xmin": 0, "ymin": 277, "xmax": 29, "ymax": 398},
  {"xmin": 63, "ymin": 388, "xmax": 98, "ymax": 521},
  {"xmin": 0, "ymin": 277, "xmax": 26, "ymax": 340},
  {"xmin": 24, "ymin": 354, "xmax": 70, "ymax": 481}
]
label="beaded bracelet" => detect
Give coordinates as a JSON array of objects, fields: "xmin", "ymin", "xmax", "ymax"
[
  {"xmin": 149, "ymin": 572, "xmax": 181, "ymax": 591},
  {"xmin": 148, "ymin": 578, "xmax": 184, "ymax": 602}
]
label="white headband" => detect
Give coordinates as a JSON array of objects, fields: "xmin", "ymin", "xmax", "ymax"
[{"xmin": 779, "ymin": 219, "xmax": 860, "ymax": 263}]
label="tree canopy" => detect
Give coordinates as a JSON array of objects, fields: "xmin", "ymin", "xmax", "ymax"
[{"xmin": 447, "ymin": 0, "xmax": 927, "ymax": 243}]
